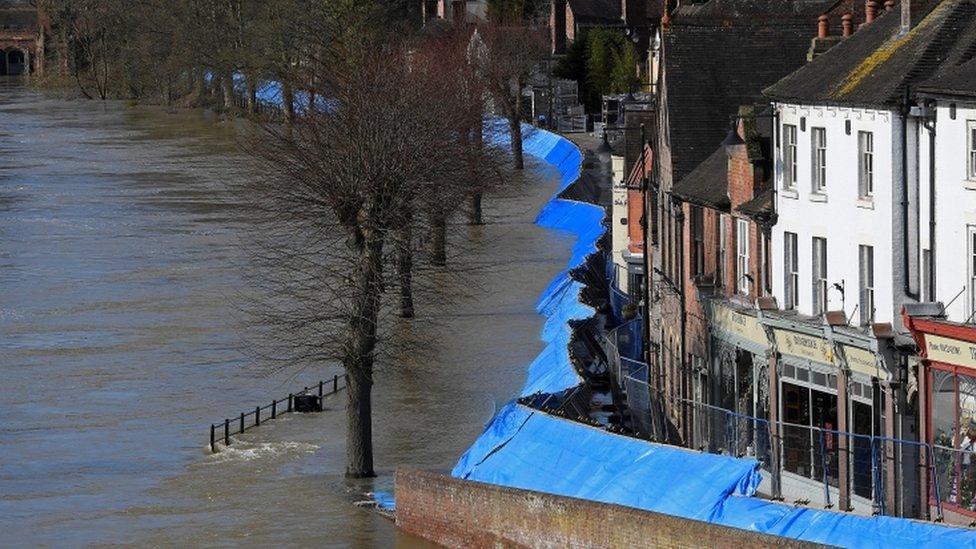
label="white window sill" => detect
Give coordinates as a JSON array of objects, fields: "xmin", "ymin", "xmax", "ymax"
[
  {"xmin": 781, "ymin": 188, "xmax": 799, "ymax": 200},
  {"xmin": 965, "ymin": 179, "xmax": 976, "ymax": 191},
  {"xmin": 809, "ymin": 192, "xmax": 828, "ymax": 203},
  {"xmin": 856, "ymin": 197, "xmax": 874, "ymax": 210}
]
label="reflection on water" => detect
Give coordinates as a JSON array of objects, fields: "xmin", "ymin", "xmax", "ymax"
[{"xmin": 0, "ymin": 80, "xmax": 570, "ymax": 546}]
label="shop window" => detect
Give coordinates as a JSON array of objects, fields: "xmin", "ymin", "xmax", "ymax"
[
  {"xmin": 930, "ymin": 368, "xmax": 976, "ymax": 513},
  {"xmin": 781, "ymin": 380, "xmax": 838, "ymax": 486}
]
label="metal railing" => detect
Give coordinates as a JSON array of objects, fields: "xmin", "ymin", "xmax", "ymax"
[
  {"xmin": 209, "ymin": 375, "xmax": 346, "ymax": 453},
  {"xmin": 620, "ymin": 373, "xmax": 946, "ymax": 520}
]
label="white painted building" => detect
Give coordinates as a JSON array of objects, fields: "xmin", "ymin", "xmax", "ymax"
[
  {"xmin": 917, "ymin": 62, "xmax": 976, "ymax": 324},
  {"xmin": 769, "ymin": 103, "xmax": 904, "ymax": 326}
]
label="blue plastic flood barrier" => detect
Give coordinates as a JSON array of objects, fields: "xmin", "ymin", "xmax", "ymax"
[{"xmin": 453, "ymin": 403, "xmax": 762, "ymax": 522}]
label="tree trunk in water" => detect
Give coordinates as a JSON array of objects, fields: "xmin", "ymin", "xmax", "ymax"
[
  {"xmin": 431, "ymin": 213, "xmax": 447, "ymax": 266},
  {"xmin": 343, "ymin": 234, "xmax": 383, "ymax": 478},
  {"xmin": 245, "ymin": 74, "xmax": 257, "ymax": 114},
  {"xmin": 468, "ymin": 192, "xmax": 483, "ymax": 225},
  {"xmin": 509, "ymin": 114, "xmax": 524, "ymax": 170},
  {"xmin": 395, "ymin": 220, "xmax": 415, "ymax": 318},
  {"xmin": 282, "ymin": 81, "xmax": 295, "ymax": 123},
  {"xmin": 221, "ymin": 72, "xmax": 235, "ymax": 114}
]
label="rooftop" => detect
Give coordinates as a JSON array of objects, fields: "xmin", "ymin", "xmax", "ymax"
[{"xmin": 764, "ymin": 0, "xmax": 976, "ymax": 108}]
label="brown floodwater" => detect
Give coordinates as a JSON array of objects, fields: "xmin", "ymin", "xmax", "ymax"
[{"xmin": 0, "ymin": 79, "xmax": 571, "ymax": 547}]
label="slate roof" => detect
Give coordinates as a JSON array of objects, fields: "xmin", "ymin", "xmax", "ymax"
[
  {"xmin": 671, "ymin": 146, "xmax": 730, "ymax": 209},
  {"xmin": 661, "ymin": 2, "xmax": 836, "ymax": 184},
  {"xmin": 764, "ymin": 0, "xmax": 976, "ymax": 107},
  {"xmin": 917, "ymin": 57, "xmax": 976, "ymax": 98},
  {"xmin": 568, "ymin": 0, "xmax": 623, "ymax": 25}
]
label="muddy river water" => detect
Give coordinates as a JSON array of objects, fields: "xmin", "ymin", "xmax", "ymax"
[{"xmin": 0, "ymin": 80, "xmax": 570, "ymax": 547}]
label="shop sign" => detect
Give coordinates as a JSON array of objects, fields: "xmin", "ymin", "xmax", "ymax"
[
  {"xmin": 842, "ymin": 345, "xmax": 889, "ymax": 381},
  {"xmin": 774, "ymin": 329, "xmax": 832, "ymax": 364},
  {"xmin": 712, "ymin": 304, "xmax": 767, "ymax": 348},
  {"xmin": 925, "ymin": 334, "xmax": 976, "ymax": 370}
]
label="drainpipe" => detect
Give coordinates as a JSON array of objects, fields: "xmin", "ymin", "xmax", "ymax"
[
  {"xmin": 900, "ymin": 88, "xmax": 912, "ymax": 298},
  {"xmin": 924, "ymin": 105, "xmax": 936, "ymax": 301},
  {"xmin": 674, "ymin": 196, "xmax": 688, "ymax": 443}
]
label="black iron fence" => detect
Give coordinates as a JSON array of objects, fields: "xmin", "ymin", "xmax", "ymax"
[{"xmin": 209, "ymin": 375, "xmax": 346, "ymax": 453}]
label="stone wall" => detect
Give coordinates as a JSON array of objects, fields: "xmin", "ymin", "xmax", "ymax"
[{"xmin": 395, "ymin": 468, "xmax": 828, "ymax": 548}]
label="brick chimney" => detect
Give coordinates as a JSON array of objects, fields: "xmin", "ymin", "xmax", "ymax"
[
  {"xmin": 809, "ymin": 14, "xmax": 844, "ymax": 60},
  {"xmin": 865, "ymin": 0, "xmax": 878, "ymax": 23}
]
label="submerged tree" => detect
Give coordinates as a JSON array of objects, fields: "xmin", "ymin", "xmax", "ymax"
[
  {"xmin": 473, "ymin": 23, "xmax": 547, "ymax": 170},
  {"xmin": 246, "ymin": 31, "xmax": 502, "ymax": 476}
]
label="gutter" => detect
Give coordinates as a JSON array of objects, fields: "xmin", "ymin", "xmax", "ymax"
[{"xmin": 924, "ymin": 105, "xmax": 936, "ymax": 301}]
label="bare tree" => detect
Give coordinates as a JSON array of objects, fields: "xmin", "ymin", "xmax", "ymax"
[
  {"xmin": 244, "ymin": 34, "xmax": 501, "ymax": 476},
  {"xmin": 471, "ymin": 23, "xmax": 547, "ymax": 170}
]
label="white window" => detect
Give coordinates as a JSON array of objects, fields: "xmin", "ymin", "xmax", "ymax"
[
  {"xmin": 737, "ymin": 218, "xmax": 750, "ymax": 295},
  {"xmin": 812, "ymin": 236, "xmax": 827, "ymax": 315},
  {"xmin": 859, "ymin": 245, "xmax": 875, "ymax": 326},
  {"xmin": 783, "ymin": 124, "xmax": 797, "ymax": 189},
  {"xmin": 968, "ymin": 121, "xmax": 976, "ymax": 181},
  {"xmin": 718, "ymin": 214, "xmax": 728, "ymax": 287},
  {"xmin": 812, "ymin": 127, "xmax": 827, "ymax": 193},
  {"xmin": 969, "ymin": 227, "xmax": 976, "ymax": 321},
  {"xmin": 784, "ymin": 232, "xmax": 798, "ymax": 309},
  {"xmin": 858, "ymin": 131, "xmax": 873, "ymax": 198}
]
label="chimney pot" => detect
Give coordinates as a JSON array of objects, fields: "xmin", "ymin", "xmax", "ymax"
[
  {"xmin": 818, "ymin": 14, "xmax": 830, "ymax": 39},
  {"xmin": 866, "ymin": 0, "xmax": 878, "ymax": 23},
  {"xmin": 842, "ymin": 14, "xmax": 853, "ymax": 37}
]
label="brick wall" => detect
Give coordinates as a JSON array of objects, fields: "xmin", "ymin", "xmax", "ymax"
[{"xmin": 396, "ymin": 468, "xmax": 826, "ymax": 549}]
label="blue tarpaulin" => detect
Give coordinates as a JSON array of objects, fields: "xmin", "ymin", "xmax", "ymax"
[
  {"xmin": 453, "ymin": 403, "xmax": 762, "ymax": 522},
  {"xmin": 451, "ymin": 127, "xmax": 976, "ymax": 548}
]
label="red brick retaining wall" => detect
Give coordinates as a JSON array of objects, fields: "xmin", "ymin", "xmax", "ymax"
[{"xmin": 395, "ymin": 468, "xmax": 831, "ymax": 548}]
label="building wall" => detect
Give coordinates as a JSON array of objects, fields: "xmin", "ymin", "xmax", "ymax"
[
  {"xmin": 922, "ymin": 100, "xmax": 976, "ymax": 323},
  {"xmin": 394, "ymin": 468, "xmax": 825, "ymax": 548},
  {"xmin": 772, "ymin": 103, "xmax": 897, "ymax": 324}
]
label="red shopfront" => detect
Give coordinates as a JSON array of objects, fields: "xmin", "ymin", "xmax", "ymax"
[{"xmin": 905, "ymin": 310, "xmax": 976, "ymax": 523}]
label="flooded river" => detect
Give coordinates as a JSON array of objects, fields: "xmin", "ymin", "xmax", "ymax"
[{"xmin": 0, "ymin": 80, "xmax": 570, "ymax": 547}]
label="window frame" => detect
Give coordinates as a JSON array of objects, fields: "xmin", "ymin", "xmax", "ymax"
[
  {"xmin": 718, "ymin": 214, "xmax": 728, "ymax": 288},
  {"xmin": 783, "ymin": 124, "xmax": 797, "ymax": 190},
  {"xmin": 812, "ymin": 236, "xmax": 828, "ymax": 315},
  {"xmin": 691, "ymin": 205, "xmax": 705, "ymax": 279},
  {"xmin": 784, "ymin": 232, "xmax": 799, "ymax": 310},
  {"xmin": 968, "ymin": 120, "xmax": 976, "ymax": 181},
  {"xmin": 858, "ymin": 131, "xmax": 874, "ymax": 199},
  {"xmin": 736, "ymin": 218, "xmax": 750, "ymax": 295},
  {"xmin": 969, "ymin": 226, "xmax": 976, "ymax": 321},
  {"xmin": 859, "ymin": 245, "xmax": 875, "ymax": 326},
  {"xmin": 811, "ymin": 127, "xmax": 827, "ymax": 194}
]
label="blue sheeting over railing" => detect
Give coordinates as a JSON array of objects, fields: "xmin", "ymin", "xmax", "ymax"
[
  {"xmin": 450, "ymin": 126, "xmax": 976, "ymax": 548},
  {"xmin": 453, "ymin": 403, "xmax": 762, "ymax": 521}
]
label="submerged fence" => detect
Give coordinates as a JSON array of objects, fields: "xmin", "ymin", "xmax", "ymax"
[{"xmin": 209, "ymin": 375, "xmax": 346, "ymax": 453}]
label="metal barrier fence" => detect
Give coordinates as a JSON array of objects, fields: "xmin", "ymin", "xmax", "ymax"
[
  {"xmin": 209, "ymin": 375, "xmax": 346, "ymax": 452},
  {"xmin": 620, "ymin": 372, "xmax": 946, "ymax": 520},
  {"xmin": 606, "ymin": 317, "xmax": 644, "ymax": 385}
]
